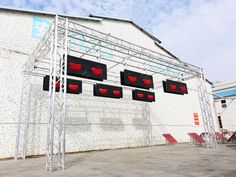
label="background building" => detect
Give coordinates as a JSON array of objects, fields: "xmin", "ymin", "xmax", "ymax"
[
  {"xmin": 213, "ymin": 80, "xmax": 236, "ymax": 135},
  {"xmin": 0, "ymin": 6, "xmax": 216, "ymax": 159}
]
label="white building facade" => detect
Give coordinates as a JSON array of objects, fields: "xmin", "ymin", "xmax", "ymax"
[
  {"xmin": 0, "ymin": 7, "xmax": 217, "ymax": 159},
  {"xmin": 213, "ymin": 80, "xmax": 236, "ymax": 133}
]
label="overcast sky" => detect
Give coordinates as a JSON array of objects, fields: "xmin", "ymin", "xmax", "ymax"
[{"xmin": 1, "ymin": 0, "xmax": 235, "ymax": 82}]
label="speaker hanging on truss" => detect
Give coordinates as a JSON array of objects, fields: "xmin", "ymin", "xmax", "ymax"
[
  {"xmin": 67, "ymin": 55, "xmax": 107, "ymax": 81},
  {"xmin": 132, "ymin": 89, "xmax": 155, "ymax": 102},
  {"xmin": 120, "ymin": 69, "xmax": 154, "ymax": 90},
  {"xmin": 43, "ymin": 75, "xmax": 82, "ymax": 94},
  {"xmin": 93, "ymin": 83, "xmax": 123, "ymax": 99},
  {"xmin": 162, "ymin": 79, "xmax": 188, "ymax": 95}
]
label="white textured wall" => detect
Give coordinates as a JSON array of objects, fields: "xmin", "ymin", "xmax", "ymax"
[
  {"xmin": 214, "ymin": 97, "xmax": 236, "ymax": 131},
  {"xmin": 0, "ymin": 10, "xmax": 216, "ymax": 158}
]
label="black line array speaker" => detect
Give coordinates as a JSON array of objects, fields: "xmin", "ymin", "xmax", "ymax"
[
  {"xmin": 93, "ymin": 83, "xmax": 123, "ymax": 99},
  {"xmin": 66, "ymin": 79, "xmax": 82, "ymax": 94},
  {"xmin": 67, "ymin": 55, "xmax": 107, "ymax": 81},
  {"xmin": 43, "ymin": 75, "xmax": 82, "ymax": 94},
  {"xmin": 132, "ymin": 89, "xmax": 155, "ymax": 102},
  {"xmin": 43, "ymin": 75, "xmax": 60, "ymax": 92},
  {"xmin": 162, "ymin": 79, "xmax": 188, "ymax": 95},
  {"xmin": 120, "ymin": 69, "xmax": 154, "ymax": 89}
]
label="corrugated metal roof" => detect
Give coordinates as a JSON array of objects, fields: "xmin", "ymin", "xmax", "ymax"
[{"xmin": 212, "ymin": 80, "xmax": 236, "ymax": 91}]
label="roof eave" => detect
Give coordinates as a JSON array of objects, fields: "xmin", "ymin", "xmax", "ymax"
[
  {"xmin": 154, "ymin": 41, "xmax": 179, "ymax": 60},
  {"xmin": 0, "ymin": 6, "xmax": 102, "ymax": 21},
  {"xmin": 89, "ymin": 14, "xmax": 162, "ymax": 44}
]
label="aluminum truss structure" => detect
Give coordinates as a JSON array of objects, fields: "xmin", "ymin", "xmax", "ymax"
[
  {"xmin": 14, "ymin": 74, "xmax": 31, "ymax": 160},
  {"xmin": 14, "ymin": 19, "xmax": 55, "ymax": 160},
  {"xmin": 45, "ymin": 16, "xmax": 69, "ymax": 171},
  {"xmin": 15, "ymin": 15, "xmax": 217, "ymax": 171},
  {"xmin": 197, "ymin": 71, "xmax": 217, "ymax": 148}
]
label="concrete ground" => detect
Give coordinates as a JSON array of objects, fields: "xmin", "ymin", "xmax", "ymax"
[{"xmin": 0, "ymin": 144, "xmax": 236, "ymax": 177}]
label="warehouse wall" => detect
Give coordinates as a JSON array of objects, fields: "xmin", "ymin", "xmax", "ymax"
[{"xmin": 0, "ymin": 9, "xmax": 216, "ymax": 158}]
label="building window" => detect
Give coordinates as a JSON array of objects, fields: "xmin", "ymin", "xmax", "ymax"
[
  {"xmin": 221, "ymin": 100, "xmax": 227, "ymax": 108},
  {"xmin": 218, "ymin": 116, "xmax": 223, "ymax": 128}
]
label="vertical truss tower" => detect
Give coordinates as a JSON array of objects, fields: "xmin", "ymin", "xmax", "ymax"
[
  {"xmin": 197, "ymin": 72, "xmax": 217, "ymax": 148},
  {"xmin": 45, "ymin": 16, "xmax": 68, "ymax": 170},
  {"xmin": 14, "ymin": 15, "xmax": 217, "ymax": 171}
]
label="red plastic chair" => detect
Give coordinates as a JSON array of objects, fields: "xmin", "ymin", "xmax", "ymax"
[
  {"xmin": 215, "ymin": 132, "xmax": 228, "ymax": 142},
  {"xmin": 188, "ymin": 133, "xmax": 206, "ymax": 145},
  {"xmin": 162, "ymin": 134, "xmax": 178, "ymax": 144}
]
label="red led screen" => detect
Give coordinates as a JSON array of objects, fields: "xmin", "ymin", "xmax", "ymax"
[
  {"xmin": 132, "ymin": 89, "xmax": 155, "ymax": 102},
  {"xmin": 94, "ymin": 84, "xmax": 123, "ymax": 99},
  {"xmin": 67, "ymin": 55, "xmax": 107, "ymax": 81},
  {"xmin": 120, "ymin": 69, "xmax": 154, "ymax": 90}
]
